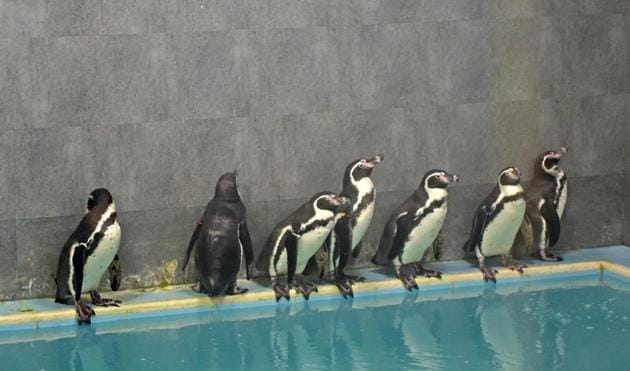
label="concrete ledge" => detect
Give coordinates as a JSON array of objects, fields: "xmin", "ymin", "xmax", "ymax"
[{"xmin": 0, "ymin": 246, "xmax": 628, "ymax": 331}]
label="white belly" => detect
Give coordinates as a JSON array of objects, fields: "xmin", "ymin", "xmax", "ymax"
[
  {"xmin": 557, "ymin": 183, "xmax": 567, "ymax": 218},
  {"xmin": 481, "ymin": 201, "xmax": 525, "ymax": 257},
  {"xmin": 274, "ymin": 225, "xmax": 332, "ymax": 275},
  {"xmin": 82, "ymin": 222, "xmax": 121, "ymax": 292},
  {"xmin": 352, "ymin": 203, "xmax": 374, "ymax": 248},
  {"xmin": 399, "ymin": 206, "xmax": 447, "ymax": 266}
]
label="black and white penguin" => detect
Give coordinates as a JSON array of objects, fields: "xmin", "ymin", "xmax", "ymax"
[
  {"xmin": 342, "ymin": 154, "xmax": 383, "ymax": 259},
  {"xmin": 317, "ymin": 200, "xmax": 355, "ymax": 298},
  {"xmin": 255, "ymin": 192, "xmax": 350, "ymax": 301},
  {"xmin": 183, "ymin": 170, "xmax": 254, "ymax": 296},
  {"xmin": 524, "ymin": 147, "xmax": 568, "ymax": 261},
  {"xmin": 372, "ymin": 170, "xmax": 460, "ymax": 290},
  {"xmin": 55, "ymin": 188, "xmax": 122, "ymax": 324},
  {"xmin": 463, "ymin": 167, "xmax": 527, "ymax": 282}
]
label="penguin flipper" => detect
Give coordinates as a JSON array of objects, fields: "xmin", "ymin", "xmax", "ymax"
[
  {"xmin": 71, "ymin": 243, "xmax": 88, "ymax": 302},
  {"xmin": 372, "ymin": 214, "xmax": 401, "ymax": 265},
  {"xmin": 183, "ymin": 219, "xmax": 202, "ymax": 271},
  {"xmin": 334, "ymin": 218, "xmax": 353, "ymax": 271},
  {"xmin": 387, "ymin": 214, "xmax": 413, "ymax": 261},
  {"xmin": 285, "ymin": 233, "xmax": 299, "ymax": 285},
  {"xmin": 239, "ymin": 221, "xmax": 255, "ymax": 279},
  {"xmin": 540, "ymin": 199, "xmax": 561, "ymax": 247},
  {"xmin": 464, "ymin": 206, "xmax": 490, "ymax": 256}
]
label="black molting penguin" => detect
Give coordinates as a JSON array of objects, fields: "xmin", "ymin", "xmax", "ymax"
[
  {"xmin": 372, "ymin": 170, "xmax": 460, "ymax": 291},
  {"xmin": 523, "ymin": 147, "xmax": 568, "ymax": 262},
  {"xmin": 55, "ymin": 188, "xmax": 122, "ymax": 324},
  {"xmin": 255, "ymin": 192, "xmax": 349, "ymax": 301},
  {"xmin": 463, "ymin": 167, "xmax": 527, "ymax": 282},
  {"xmin": 183, "ymin": 170, "xmax": 254, "ymax": 296}
]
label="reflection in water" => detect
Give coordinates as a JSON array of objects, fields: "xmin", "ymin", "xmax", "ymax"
[{"xmin": 0, "ymin": 283, "xmax": 628, "ymax": 370}]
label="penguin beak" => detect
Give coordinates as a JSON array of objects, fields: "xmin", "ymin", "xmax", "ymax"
[
  {"xmin": 339, "ymin": 196, "xmax": 351, "ymax": 205},
  {"xmin": 447, "ymin": 174, "xmax": 460, "ymax": 183},
  {"xmin": 365, "ymin": 154, "xmax": 384, "ymax": 168}
]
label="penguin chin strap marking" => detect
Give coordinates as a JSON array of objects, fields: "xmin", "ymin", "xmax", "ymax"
[{"xmin": 501, "ymin": 255, "xmax": 527, "ymax": 273}]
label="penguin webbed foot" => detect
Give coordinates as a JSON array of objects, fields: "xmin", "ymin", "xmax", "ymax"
[
  {"xmin": 90, "ymin": 291, "xmax": 121, "ymax": 307},
  {"xmin": 479, "ymin": 264, "xmax": 498, "ymax": 283},
  {"xmin": 413, "ymin": 263, "xmax": 442, "ymax": 279},
  {"xmin": 501, "ymin": 255, "xmax": 527, "ymax": 273},
  {"xmin": 294, "ymin": 275, "xmax": 318, "ymax": 300},
  {"xmin": 225, "ymin": 282, "xmax": 248, "ymax": 296},
  {"xmin": 272, "ymin": 278, "xmax": 291, "ymax": 302},
  {"xmin": 75, "ymin": 300, "xmax": 95, "ymax": 325},
  {"xmin": 342, "ymin": 274, "xmax": 366, "ymax": 284},
  {"xmin": 539, "ymin": 250, "xmax": 564, "ymax": 262},
  {"xmin": 334, "ymin": 277, "xmax": 354, "ymax": 299}
]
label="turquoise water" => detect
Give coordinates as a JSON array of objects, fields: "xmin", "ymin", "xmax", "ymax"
[{"xmin": 0, "ymin": 276, "xmax": 628, "ymax": 370}]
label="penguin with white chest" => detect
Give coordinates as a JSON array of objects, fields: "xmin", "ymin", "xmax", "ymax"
[
  {"xmin": 304, "ymin": 154, "xmax": 383, "ymax": 296},
  {"xmin": 183, "ymin": 171, "xmax": 254, "ymax": 296},
  {"xmin": 256, "ymin": 192, "xmax": 350, "ymax": 301},
  {"xmin": 463, "ymin": 167, "xmax": 527, "ymax": 282},
  {"xmin": 55, "ymin": 189, "xmax": 121, "ymax": 324},
  {"xmin": 343, "ymin": 154, "xmax": 383, "ymax": 259},
  {"xmin": 372, "ymin": 170, "xmax": 460, "ymax": 290},
  {"xmin": 522, "ymin": 148, "xmax": 568, "ymax": 261}
]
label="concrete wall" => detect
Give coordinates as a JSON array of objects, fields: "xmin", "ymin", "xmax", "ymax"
[{"xmin": 0, "ymin": 1, "xmax": 628, "ymax": 299}]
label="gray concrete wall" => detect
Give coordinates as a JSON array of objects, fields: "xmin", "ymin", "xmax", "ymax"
[{"xmin": 0, "ymin": 1, "xmax": 628, "ymax": 300}]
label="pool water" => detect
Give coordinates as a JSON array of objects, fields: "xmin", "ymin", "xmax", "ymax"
[{"xmin": 0, "ymin": 275, "xmax": 628, "ymax": 370}]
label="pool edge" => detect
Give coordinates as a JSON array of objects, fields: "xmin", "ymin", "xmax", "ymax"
[{"xmin": 1, "ymin": 258, "xmax": 627, "ymax": 330}]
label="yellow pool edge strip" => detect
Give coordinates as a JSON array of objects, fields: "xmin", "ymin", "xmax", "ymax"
[{"xmin": 0, "ymin": 260, "xmax": 627, "ymax": 328}]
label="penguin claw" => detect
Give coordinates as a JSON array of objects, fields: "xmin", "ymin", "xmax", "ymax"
[
  {"xmin": 400, "ymin": 275, "xmax": 419, "ymax": 291},
  {"xmin": 506, "ymin": 264, "xmax": 527, "ymax": 273},
  {"xmin": 539, "ymin": 251, "xmax": 564, "ymax": 262},
  {"xmin": 75, "ymin": 300, "xmax": 95, "ymax": 325},
  {"xmin": 421, "ymin": 269, "xmax": 443, "ymax": 279},
  {"xmin": 335, "ymin": 279, "xmax": 354, "ymax": 300},
  {"xmin": 481, "ymin": 269, "xmax": 497, "ymax": 283},
  {"xmin": 296, "ymin": 283, "xmax": 318, "ymax": 300},
  {"xmin": 272, "ymin": 283, "xmax": 290, "ymax": 302}
]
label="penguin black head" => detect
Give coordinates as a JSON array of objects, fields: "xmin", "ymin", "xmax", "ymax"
[
  {"xmin": 498, "ymin": 167, "xmax": 521, "ymax": 187},
  {"xmin": 345, "ymin": 154, "xmax": 384, "ymax": 182},
  {"xmin": 86, "ymin": 188, "xmax": 114, "ymax": 212},
  {"xmin": 535, "ymin": 147, "xmax": 568, "ymax": 178},
  {"xmin": 215, "ymin": 170, "xmax": 240, "ymax": 201},
  {"xmin": 422, "ymin": 169, "xmax": 460, "ymax": 190},
  {"xmin": 312, "ymin": 192, "xmax": 349, "ymax": 212}
]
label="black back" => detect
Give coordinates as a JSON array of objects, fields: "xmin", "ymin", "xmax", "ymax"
[{"xmin": 184, "ymin": 171, "xmax": 253, "ymax": 296}]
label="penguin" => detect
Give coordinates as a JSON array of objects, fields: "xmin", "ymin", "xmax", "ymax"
[
  {"xmin": 342, "ymin": 154, "xmax": 383, "ymax": 260},
  {"xmin": 372, "ymin": 170, "xmax": 460, "ymax": 291},
  {"xmin": 255, "ymin": 192, "xmax": 350, "ymax": 301},
  {"xmin": 463, "ymin": 167, "xmax": 527, "ymax": 282},
  {"xmin": 316, "ymin": 199, "xmax": 355, "ymax": 298},
  {"xmin": 523, "ymin": 147, "xmax": 568, "ymax": 261},
  {"xmin": 182, "ymin": 170, "xmax": 254, "ymax": 296},
  {"xmin": 54, "ymin": 188, "xmax": 122, "ymax": 324}
]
